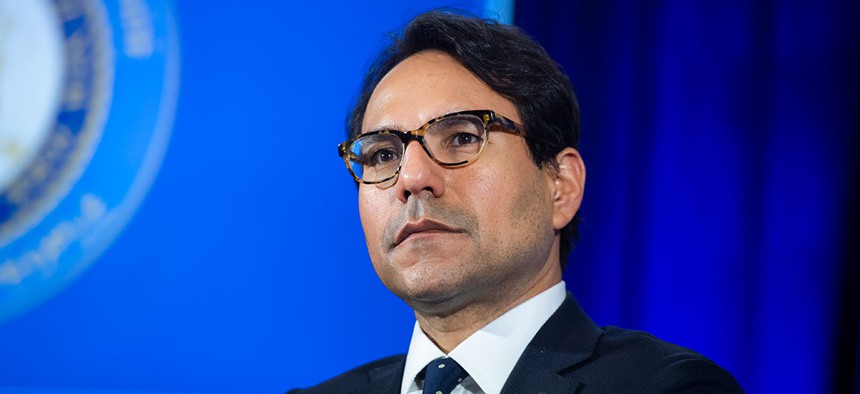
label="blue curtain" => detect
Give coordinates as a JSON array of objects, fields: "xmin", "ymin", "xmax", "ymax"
[{"xmin": 515, "ymin": 1, "xmax": 860, "ymax": 393}]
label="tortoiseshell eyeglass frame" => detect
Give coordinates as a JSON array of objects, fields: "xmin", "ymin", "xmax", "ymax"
[{"xmin": 337, "ymin": 110, "xmax": 524, "ymax": 185}]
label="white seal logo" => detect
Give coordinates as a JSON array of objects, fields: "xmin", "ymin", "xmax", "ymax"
[{"xmin": 0, "ymin": 0, "xmax": 179, "ymax": 323}]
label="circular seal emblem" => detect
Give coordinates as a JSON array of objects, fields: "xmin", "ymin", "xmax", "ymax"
[{"xmin": 0, "ymin": 0, "xmax": 179, "ymax": 323}]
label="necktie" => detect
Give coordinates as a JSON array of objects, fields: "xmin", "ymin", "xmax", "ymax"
[{"xmin": 423, "ymin": 357, "xmax": 468, "ymax": 394}]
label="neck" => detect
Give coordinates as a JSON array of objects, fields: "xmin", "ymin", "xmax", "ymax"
[{"xmin": 413, "ymin": 263, "xmax": 562, "ymax": 353}]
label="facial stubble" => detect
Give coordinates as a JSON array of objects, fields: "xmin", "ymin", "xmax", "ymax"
[{"xmin": 371, "ymin": 170, "xmax": 556, "ymax": 319}]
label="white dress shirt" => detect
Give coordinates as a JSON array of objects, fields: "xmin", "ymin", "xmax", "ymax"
[{"xmin": 400, "ymin": 281, "xmax": 567, "ymax": 394}]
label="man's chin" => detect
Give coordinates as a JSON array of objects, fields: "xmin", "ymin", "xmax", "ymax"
[
  {"xmin": 396, "ymin": 283, "xmax": 475, "ymax": 318},
  {"xmin": 378, "ymin": 256, "xmax": 478, "ymax": 315},
  {"xmin": 387, "ymin": 242, "xmax": 467, "ymax": 268}
]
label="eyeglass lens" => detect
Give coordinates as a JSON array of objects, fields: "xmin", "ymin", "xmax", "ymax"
[{"xmin": 348, "ymin": 114, "xmax": 487, "ymax": 183}]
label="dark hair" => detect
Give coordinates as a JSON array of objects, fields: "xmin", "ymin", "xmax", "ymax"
[{"xmin": 347, "ymin": 10, "xmax": 582, "ymax": 269}]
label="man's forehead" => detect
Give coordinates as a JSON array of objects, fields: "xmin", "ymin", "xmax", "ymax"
[{"xmin": 361, "ymin": 51, "xmax": 519, "ymax": 133}]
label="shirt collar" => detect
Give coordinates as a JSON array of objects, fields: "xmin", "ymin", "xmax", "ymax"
[{"xmin": 400, "ymin": 281, "xmax": 567, "ymax": 394}]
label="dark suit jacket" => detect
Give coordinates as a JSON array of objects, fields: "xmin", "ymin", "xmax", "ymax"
[{"xmin": 288, "ymin": 293, "xmax": 743, "ymax": 393}]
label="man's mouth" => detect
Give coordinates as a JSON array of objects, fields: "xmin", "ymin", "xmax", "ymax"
[{"xmin": 393, "ymin": 219, "xmax": 462, "ymax": 246}]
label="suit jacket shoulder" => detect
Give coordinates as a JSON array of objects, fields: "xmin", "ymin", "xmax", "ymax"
[
  {"xmin": 503, "ymin": 293, "xmax": 744, "ymax": 393},
  {"xmin": 583, "ymin": 326, "xmax": 743, "ymax": 393},
  {"xmin": 287, "ymin": 354, "xmax": 405, "ymax": 394}
]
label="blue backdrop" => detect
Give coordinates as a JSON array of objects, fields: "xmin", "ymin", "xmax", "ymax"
[
  {"xmin": 1, "ymin": 1, "xmax": 858, "ymax": 393},
  {"xmin": 517, "ymin": 1, "xmax": 860, "ymax": 393},
  {"xmin": 0, "ymin": 1, "xmax": 489, "ymax": 393}
]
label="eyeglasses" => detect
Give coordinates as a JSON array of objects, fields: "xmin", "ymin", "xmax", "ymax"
[{"xmin": 338, "ymin": 110, "xmax": 524, "ymax": 185}]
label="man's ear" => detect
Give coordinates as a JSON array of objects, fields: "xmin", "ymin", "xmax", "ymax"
[{"xmin": 548, "ymin": 147, "xmax": 586, "ymax": 230}]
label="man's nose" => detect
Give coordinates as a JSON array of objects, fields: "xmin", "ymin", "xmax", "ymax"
[{"xmin": 394, "ymin": 141, "xmax": 445, "ymax": 202}]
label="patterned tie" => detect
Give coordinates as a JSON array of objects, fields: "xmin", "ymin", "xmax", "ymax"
[{"xmin": 423, "ymin": 357, "xmax": 468, "ymax": 394}]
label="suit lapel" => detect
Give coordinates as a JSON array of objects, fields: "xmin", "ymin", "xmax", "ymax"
[
  {"xmin": 500, "ymin": 293, "xmax": 603, "ymax": 394},
  {"xmin": 320, "ymin": 356, "xmax": 403, "ymax": 394},
  {"xmin": 359, "ymin": 357, "xmax": 405, "ymax": 394}
]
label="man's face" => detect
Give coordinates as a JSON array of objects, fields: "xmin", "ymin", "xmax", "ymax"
[{"xmin": 359, "ymin": 51, "xmax": 562, "ymax": 315}]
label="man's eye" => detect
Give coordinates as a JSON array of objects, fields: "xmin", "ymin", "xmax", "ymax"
[
  {"xmin": 369, "ymin": 148, "xmax": 400, "ymax": 165},
  {"xmin": 450, "ymin": 132, "xmax": 482, "ymax": 146}
]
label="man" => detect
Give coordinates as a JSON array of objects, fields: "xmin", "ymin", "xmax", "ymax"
[{"xmin": 292, "ymin": 11, "xmax": 743, "ymax": 394}]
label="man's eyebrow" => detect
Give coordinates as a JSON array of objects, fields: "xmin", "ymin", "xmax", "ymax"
[{"xmin": 364, "ymin": 122, "xmax": 405, "ymax": 134}]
